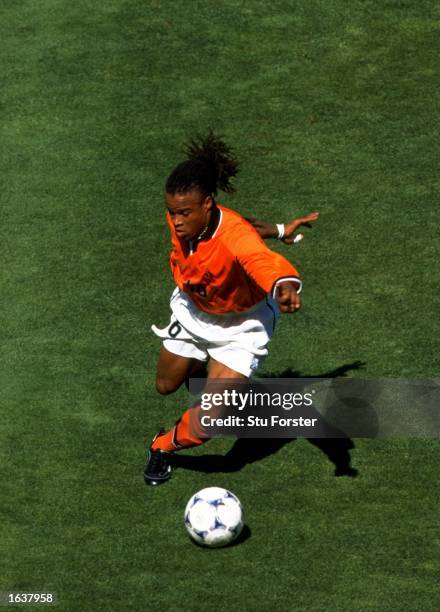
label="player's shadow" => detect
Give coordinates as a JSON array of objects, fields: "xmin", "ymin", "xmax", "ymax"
[{"xmin": 170, "ymin": 361, "xmax": 365, "ymax": 478}]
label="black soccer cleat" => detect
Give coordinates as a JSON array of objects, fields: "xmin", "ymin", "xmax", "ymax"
[{"xmin": 144, "ymin": 432, "xmax": 172, "ymax": 486}]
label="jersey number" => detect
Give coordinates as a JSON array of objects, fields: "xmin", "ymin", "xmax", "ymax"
[{"xmin": 168, "ymin": 322, "xmax": 182, "ymax": 338}]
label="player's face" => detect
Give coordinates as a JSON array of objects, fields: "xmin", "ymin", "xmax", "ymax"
[{"xmin": 165, "ymin": 191, "xmax": 213, "ymax": 241}]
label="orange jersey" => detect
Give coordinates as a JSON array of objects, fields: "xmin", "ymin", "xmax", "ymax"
[{"xmin": 168, "ymin": 204, "xmax": 301, "ymax": 314}]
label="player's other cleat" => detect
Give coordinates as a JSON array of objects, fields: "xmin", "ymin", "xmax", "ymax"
[{"xmin": 144, "ymin": 432, "xmax": 172, "ymax": 486}]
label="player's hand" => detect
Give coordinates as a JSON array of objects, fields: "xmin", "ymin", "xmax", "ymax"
[
  {"xmin": 275, "ymin": 282, "xmax": 301, "ymax": 313},
  {"xmin": 282, "ymin": 212, "xmax": 319, "ymax": 244}
]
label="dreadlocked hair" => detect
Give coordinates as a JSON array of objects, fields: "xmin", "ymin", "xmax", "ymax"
[{"xmin": 165, "ymin": 130, "xmax": 240, "ymax": 196}]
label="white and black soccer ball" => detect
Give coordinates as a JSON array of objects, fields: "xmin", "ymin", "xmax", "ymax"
[{"xmin": 184, "ymin": 487, "xmax": 244, "ymax": 548}]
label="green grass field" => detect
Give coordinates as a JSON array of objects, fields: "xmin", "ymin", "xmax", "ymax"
[{"xmin": 1, "ymin": 0, "xmax": 439, "ymax": 610}]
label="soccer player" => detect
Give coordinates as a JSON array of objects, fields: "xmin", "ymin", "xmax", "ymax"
[{"xmin": 144, "ymin": 132, "xmax": 318, "ymax": 485}]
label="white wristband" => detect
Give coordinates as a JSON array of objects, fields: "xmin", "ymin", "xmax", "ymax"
[
  {"xmin": 276, "ymin": 223, "xmax": 285, "ymax": 239},
  {"xmin": 272, "ymin": 277, "xmax": 303, "ymax": 297}
]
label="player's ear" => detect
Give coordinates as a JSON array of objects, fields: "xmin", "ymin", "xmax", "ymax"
[{"xmin": 202, "ymin": 194, "xmax": 213, "ymax": 211}]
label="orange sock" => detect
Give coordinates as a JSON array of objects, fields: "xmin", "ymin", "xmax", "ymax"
[{"xmin": 151, "ymin": 405, "xmax": 209, "ymax": 452}]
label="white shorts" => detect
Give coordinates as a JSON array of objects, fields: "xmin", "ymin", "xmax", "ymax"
[{"xmin": 151, "ymin": 288, "xmax": 279, "ymax": 377}]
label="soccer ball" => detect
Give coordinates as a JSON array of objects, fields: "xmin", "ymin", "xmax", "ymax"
[{"xmin": 184, "ymin": 487, "xmax": 244, "ymax": 548}]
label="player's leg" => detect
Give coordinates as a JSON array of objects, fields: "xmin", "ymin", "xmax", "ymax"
[
  {"xmin": 147, "ymin": 310, "xmax": 210, "ymax": 485},
  {"xmin": 153, "ymin": 358, "xmax": 246, "ymax": 448},
  {"xmin": 145, "ymin": 298, "xmax": 275, "ymax": 485},
  {"xmin": 145, "ymin": 359, "xmax": 245, "ymax": 486},
  {"xmin": 155, "ymin": 345, "xmax": 205, "ymax": 396}
]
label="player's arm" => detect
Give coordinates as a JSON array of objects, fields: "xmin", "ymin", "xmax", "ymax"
[
  {"xmin": 245, "ymin": 212, "xmax": 319, "ymax": 244},
  {"xmin": 231, "ymin": 225, "xmax": 303, "ymax": 314},
  {"xmin": 244, "ymin": 218, "xmax": 278, "ymax": 239}
]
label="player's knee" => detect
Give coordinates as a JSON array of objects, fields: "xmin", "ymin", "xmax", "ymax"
[{"xmin": 155, "ymin": 377, "xmax": 179, "ymax": 396}]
